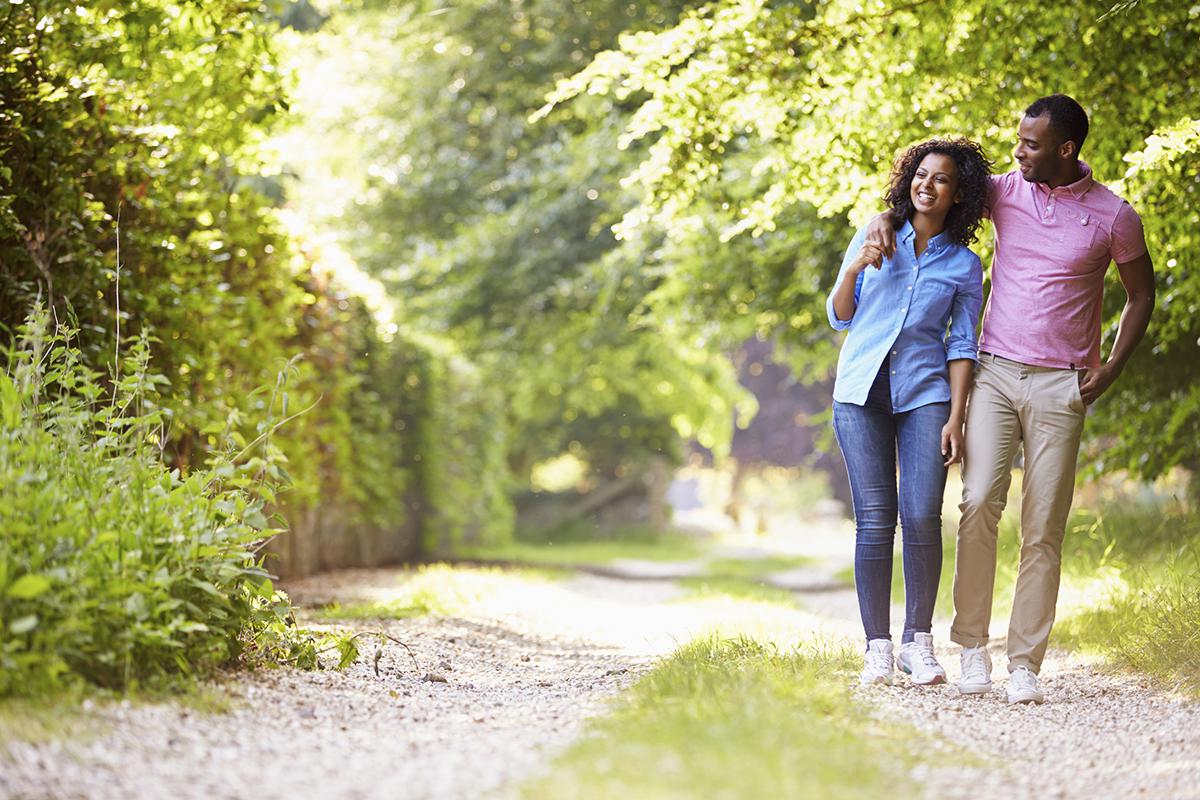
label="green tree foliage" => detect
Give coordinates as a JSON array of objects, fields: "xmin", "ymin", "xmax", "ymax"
[
  {"xmin": 300, "ymin": 0, "xmax": 756, "ymax": 482},
  {"xmin": 541, "ymin": 0, "xmax": 1200, "ymax": 483}
]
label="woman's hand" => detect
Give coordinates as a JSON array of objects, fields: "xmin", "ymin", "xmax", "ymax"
[
  {"xmin": 850, "ymin": 241, "xmax": 886, "ymax": 273},
  {"xmin": 941, "ymin": 419, "xmax": 965, "ymax": 467}
]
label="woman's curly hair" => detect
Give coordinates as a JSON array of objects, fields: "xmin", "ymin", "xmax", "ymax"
[{"xmin": 886, "ymin": 137, "xmax": 993, "ymax": 246}]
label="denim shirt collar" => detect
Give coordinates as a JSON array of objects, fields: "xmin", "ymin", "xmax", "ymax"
[{"xmin": 898, "ymin": 219, "xmax": 950, "ymax": 253}]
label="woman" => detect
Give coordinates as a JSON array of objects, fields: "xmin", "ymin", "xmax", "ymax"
[{"xmin": 826, "ymin": 138, "xmax": 990, "ymax": 686}]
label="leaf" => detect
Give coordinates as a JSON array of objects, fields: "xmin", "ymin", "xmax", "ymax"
[
  {"xmin": 6, "ymin": 573, "xmax": 52, "ymax": 600},
  {"xmin": 336, "ymin": 636, "xmax": 360, "ymax": 670},
  {"xmin": 0, "ymin": 372, "xmax": 19, "ymax": 429},
  {"xmin": 9, "ymin": 615, "xmax": 38, "ymax": 634}
]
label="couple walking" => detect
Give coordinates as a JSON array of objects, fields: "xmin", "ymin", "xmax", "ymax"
[{"xmin": 826, "ymin": 94, "xmax": 1155, "ymax": 704}]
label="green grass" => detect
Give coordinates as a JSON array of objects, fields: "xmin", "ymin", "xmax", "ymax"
[
  {"xmin": 677, "ymin": 576, "xmax": 801, "ymax": 607},
  {"xmin": 1052, "ymin": 501, "xmax": 1200, "ymax": 694},
  {"xmin": 522, "ymin": 635, "xmax": 925, "ymax": 800},
  {"xmin": 314, "ymin": 564, "xmax": 562, "ymax": 621},
  {"xmin": 703, "ymin": 554, "xmax": 815, "ymax": 579},
  {"xmin": 457, "ymin": 530, "xmax": 706, "ymax": 567}
]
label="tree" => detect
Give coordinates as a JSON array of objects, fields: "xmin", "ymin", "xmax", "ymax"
[
  {"xmin": 288, "ymin": 0, "xmax": 759, "ymax": 484},
  {"xmin": 540, "ymin": 0, "xmax": 1200, "ymax": 485}
]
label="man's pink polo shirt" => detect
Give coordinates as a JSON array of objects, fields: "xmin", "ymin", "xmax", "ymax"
[{"xmin": 978, "ymin": 163, "xmax": 1147, "ymax": 369}]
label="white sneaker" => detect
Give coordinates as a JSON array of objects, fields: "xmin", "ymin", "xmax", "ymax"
[
  {"xmin": 897, "ymin": 633, "xmax": 947, "ymax": 685},
  {"xmin": 958, "ymin": 644, "xmax": 993, "ymax": 695},
  {"xmin": 1007, "ymin": 666, "xmax": 1045, "ymax": 705},
  {"xmin": 860, "ymin": 639, "xmax": 894, "ymax": 686}
]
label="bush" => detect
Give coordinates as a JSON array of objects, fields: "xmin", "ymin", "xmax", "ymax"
[
  {"xmin": 0, "ymin": 309, "xmax": 314, "ymax": 695},
  {"xmin": 393, "ymin": 333, "xmax": 514, "ymax": 554}
]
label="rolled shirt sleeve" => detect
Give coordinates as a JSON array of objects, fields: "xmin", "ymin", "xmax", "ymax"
[
  {"xmin": 826, "ymin": 226, "xmax": 869, "ymax": 331},
  {"xmin": 1111, "ymin": 201, "xmax": 1148, "ymax": 264},
  {"xmin": 944, "ymin": 253, "xmax": 984, "ymax": 362}
]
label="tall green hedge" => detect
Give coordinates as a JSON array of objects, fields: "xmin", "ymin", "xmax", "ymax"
[
  {"xmin": 0, "ymin": 0, "xmax": 514, "ymax": 587},
  {"xmin": 381, "ymin": 333, "xmax": 513, "ymax": 556}
]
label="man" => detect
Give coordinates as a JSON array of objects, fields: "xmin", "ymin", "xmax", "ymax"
[{"xmin": 865, "ymin": 94, "xmax": 1155, "ymax": 704}]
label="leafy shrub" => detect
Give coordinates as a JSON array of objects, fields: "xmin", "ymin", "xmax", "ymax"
[
  {"xmin": 393, "ymin": 333, "xmax": 514, "ymax": 554},
  {"xmin": 0, "ymin": 309, "xmax": 316, "ymax": 695}
]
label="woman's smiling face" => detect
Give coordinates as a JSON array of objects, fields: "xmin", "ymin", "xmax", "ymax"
[{"xmin": 909, "ymin": 153, "xmax": 961, "ymax": 218}]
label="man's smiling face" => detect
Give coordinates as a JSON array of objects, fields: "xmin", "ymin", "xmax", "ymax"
[{"xmin": 1014, "ymin": 114, "xmax": 1068, "ymax": 184}]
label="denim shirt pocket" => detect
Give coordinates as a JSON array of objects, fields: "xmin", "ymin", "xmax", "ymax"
[{"xmin": 913, "ymin": 281, "xmax": 955, "ymax": 323}]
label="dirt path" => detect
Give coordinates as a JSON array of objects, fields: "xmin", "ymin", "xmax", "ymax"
[
  {"xmin": 0, "ymin": 569, "xmax": 684, "ymax": 800},
  {"xmin": 3, "ymin": 544, "xmax": 1200, "ymax": 800}
]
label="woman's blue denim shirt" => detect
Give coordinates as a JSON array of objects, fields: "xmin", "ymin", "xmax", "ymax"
[{"xmin": 826, "ymin": 221, "xmax": 983, "ymax": 412}]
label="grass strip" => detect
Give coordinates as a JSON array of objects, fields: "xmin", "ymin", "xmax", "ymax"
[
  {"xmin": 523, "ymin": 635, "xmax": 916, "ymax": 800},
  {"xmin": 703, "ymin": 554, "xmax": 816, "ymax": 579},
  {"xmin": 456, "ymin": 533, "xmax": 705, "ymax": 567},
  {"xmin": 677, "ymin": 576, "xmax": 801, "ymax": 607},
  {"xmin": 313, "ymin": 564, "xmax": 562, "ymax": 621}
]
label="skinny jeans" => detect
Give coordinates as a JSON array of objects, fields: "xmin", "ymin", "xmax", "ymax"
[{"xmin": 833, "ymin": 363, "xmax": 949, "ymax": 644}]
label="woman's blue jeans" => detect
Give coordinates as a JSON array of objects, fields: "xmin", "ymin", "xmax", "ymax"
[{"xmin": 833, "ymin": 366, "xmax": 949, "ymax": 644}]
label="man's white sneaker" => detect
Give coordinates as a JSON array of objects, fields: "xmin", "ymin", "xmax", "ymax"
[
  {"xmin": 1006, "ymin": 666, "xmax": 1045, "ymax": 704},
  {"xmin": 958, "ymin": 644, "xmax": 993, "ymax": 695},
  {"xmin": 860, "ymin": 639, "xmax": 894, "ymax": 686},
  {"xmin": 897, "ymin": 633, "xmax": 947, "ymax": 685}
]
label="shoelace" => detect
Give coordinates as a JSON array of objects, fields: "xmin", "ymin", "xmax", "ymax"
[
  {"xmin": 867, "ymin": 650, "xmax": 893, "ymax": 672},
  {"xmin": 962, "ymin": 651, "xmax": 989, "ymax": 681},
  {"xmin": 1011, "ymin": 668, "xmax": 1036, "ymax": 689},
  {"xmin": 914, "ymin": 645, "xmax": 940, "ymax": 670}
]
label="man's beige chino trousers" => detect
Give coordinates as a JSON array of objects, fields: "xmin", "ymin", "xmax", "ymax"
[{"xmin": 950, "ymin": 353, "xmax": 1087, "ymax": 673}]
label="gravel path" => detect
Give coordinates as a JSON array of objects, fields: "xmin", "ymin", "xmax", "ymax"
[
  {"xmin": 865, "ymin": 646, "xmax": 1200, "ymax": 800},
  {"xmin": 0, "ymin": 570, "xmax": 677, "ymax": 800},
  {"xmin": 800, "ymin": 573, "xmax": 1200, "ymax": 799},
  {"xmin": 3, "ymin": 546, "xmax": 1199, "ymax": 800}
]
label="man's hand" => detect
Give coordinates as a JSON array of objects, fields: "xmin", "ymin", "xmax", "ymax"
[
  {"xmin": 941, "ymin": 420, "xmax": 964, "ymax": 466},
  {"xmin": 1078, "ymin": 362, "xmax": 1121, "ymax": 406},
  {"xmin": 865, "ymin": 212, "xmax": 896, "ymax": 258}
]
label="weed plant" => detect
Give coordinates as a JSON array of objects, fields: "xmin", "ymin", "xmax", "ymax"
[{"xmin": 0, "ymin": 308, "xmax": 319, "ymax": 695}]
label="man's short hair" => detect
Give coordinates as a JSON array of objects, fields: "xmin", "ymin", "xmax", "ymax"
[{"xmin": 1024, "ymin": 94, "xmax": 1089, "ymax": 156}]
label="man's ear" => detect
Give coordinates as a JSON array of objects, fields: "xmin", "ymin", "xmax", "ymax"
[{"xmin": 1059, "ymin": 139, "xmax": 1077, "ymax": 160}]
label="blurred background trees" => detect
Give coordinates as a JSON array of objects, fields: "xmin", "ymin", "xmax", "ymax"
[{"xmin": 3, "ymin": 0, "xmax": 1197, "ymax": 580}]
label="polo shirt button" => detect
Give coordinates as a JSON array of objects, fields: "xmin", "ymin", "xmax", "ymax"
[
  {"xmin": 892, "ymin": 350, "xmax": 898, "ymax": 356},
  {"xmin": 906, "ymin": 285, "xmax": 912, "ymax": 290},
  {"xmin": 891, "ymin": 370, "xmax": 896, "ymax": 375}
]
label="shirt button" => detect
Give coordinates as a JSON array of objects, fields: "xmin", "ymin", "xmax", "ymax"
[
  {"xmin": 891, "ymin": 370, "xmax": 897, "ymax": 375},
  {"xmin": 906, "ymin": 286, "xmax": 912, "ymax": 290},
  {"xmin": 892, "ymin": 350, "xmax": 898, "ymax": 356}
]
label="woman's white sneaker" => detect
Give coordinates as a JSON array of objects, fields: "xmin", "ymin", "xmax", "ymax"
[
  {"xmin": 860, "ymin": 639, "xmax": 894, "ymax": 686},
  {"xmin": 958, "ymin": 645, "xmax": 993, "ymax": 695},
  {"xmin": 897, "ymin": 633, "xmax": 947, "ymax": 685},
  {"xmin": 1006, "ymin": 666, "xmax": 1045, "ymax": 704}
]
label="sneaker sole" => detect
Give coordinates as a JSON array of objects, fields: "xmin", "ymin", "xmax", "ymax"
[
  {"xmin": 1007, "ymin": 692, "xmax": 1045, "ymax": 705},
  {"xmin": 899, "ymin": 665, "xmax": 947, "ymax": 686},
  {"xmin": 911, "ymin": 673, "xmax": 947, "ymax": 686},
  {"xmin": 860, "ymin": 675, "xmax": 893, "ymax": 686},
  {"xmin": 958, "ymin": 682, "xmax": 992, "ymax": 695}
]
